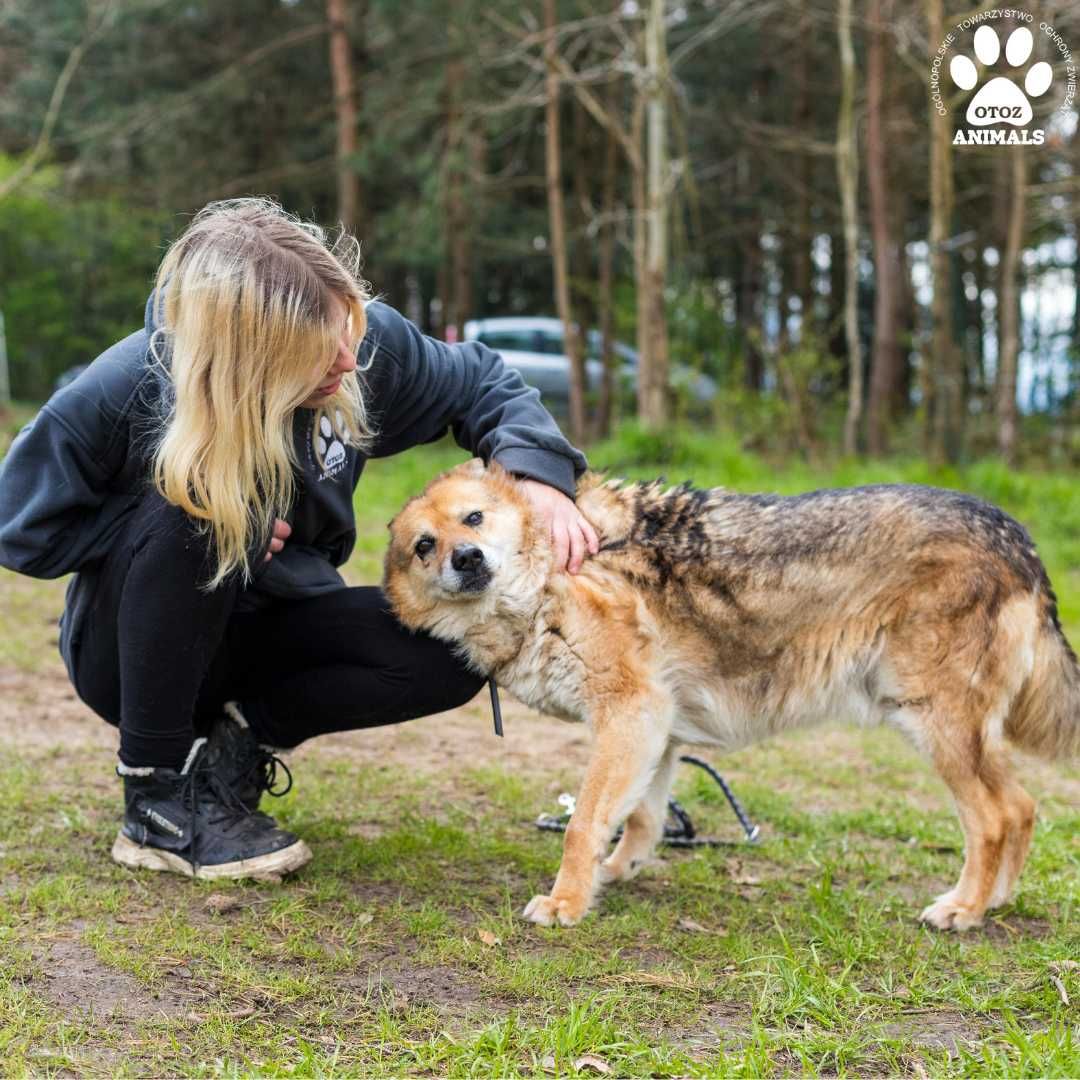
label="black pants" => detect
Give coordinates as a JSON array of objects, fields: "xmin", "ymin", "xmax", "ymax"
[{"xmin": 69, "ymin": 489, "xmax": 485, "ymax": 767}]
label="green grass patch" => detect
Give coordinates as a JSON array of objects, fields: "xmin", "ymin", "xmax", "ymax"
[{"xmin": 0, "ymin": 424, "xmax": 1077, "ymax": 1074}]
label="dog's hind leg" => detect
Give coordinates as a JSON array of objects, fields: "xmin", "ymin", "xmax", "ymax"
[
  {"xmin": 891, "ymin": 589, "xmax": 1042, "ymax": 930},
  {"xmin": 599, "ymin": 741, "xmax": 680, "ymax": 885},
  {"xmin": 523, "ymin": 692, "xmax": 674, "ymax": 927},
  {"xmin": 918, "ymin": 720, "xmax": 1031, "ymax": 931},
  {"xmin": 985, "ymin": 767, "xmax": 1036, "ymax": 911}
]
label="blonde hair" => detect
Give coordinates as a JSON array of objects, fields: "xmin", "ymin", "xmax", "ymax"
[{"xmin": 148, "ymin": 196, "xmax": 375, "ymax": 591}]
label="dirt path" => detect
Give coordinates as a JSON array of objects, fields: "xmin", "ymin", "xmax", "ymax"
[
  {"xmin": 0, "ymin": 661, "xmax": 593, "ymax": 774},
  {"xmin": 3, "ymin": 659, "xmax": 1076, "ymax": 812}
]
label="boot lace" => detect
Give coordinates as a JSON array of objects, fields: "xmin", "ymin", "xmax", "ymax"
[
  {"xmin": 246, "ymin": 748, "xmax": 293, "ymax": 799},
  {"xmin": 182, "ymin": 753, "xmax": 258, "ymax": 853}
]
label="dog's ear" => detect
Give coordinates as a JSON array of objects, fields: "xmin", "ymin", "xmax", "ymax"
[{"xmin": 450, "ymin": 457, "xmax": 487, "ymax": 479}]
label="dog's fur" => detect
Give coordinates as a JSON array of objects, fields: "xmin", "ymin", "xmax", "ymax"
[{"xmin": 385, "ymin": 459, "xmax": 1079, "ymax": 930}]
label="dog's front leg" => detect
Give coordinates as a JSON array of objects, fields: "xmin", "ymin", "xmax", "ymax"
[{"xmin": 524, "ymin": 694, "xmax": 673, "ymax": 927}]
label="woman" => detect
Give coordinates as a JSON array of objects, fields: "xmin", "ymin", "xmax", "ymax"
[{"xmin": 0, "ymin": 197, "xmax": 596, "ymax": 881}]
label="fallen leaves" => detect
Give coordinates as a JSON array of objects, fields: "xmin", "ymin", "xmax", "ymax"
[
  {"xmin": 606, "ymin": 969, "xmax": 696, "ymax": 990},
  {"xmin": 541, "ymin": 1054, "xmax": 612, "ymax": 1074},
  {"xmin": 1048, "ymin": 973, "xmax": 1070, "ymax": 1006},
  {"xmin": 1048, "ymin": 960, "xmax": 1077, "ymax": 1007},
  {"xmin": 573, "ymin": 1054, "xmax": 613, "ymax": 1074},
  {"xmin": 677, "ymin": 917, "xmax": 725, "ymax": 934},
  {"xmin": 725, "ymin": 859, "xmax": 763, "ymax": 886},
  {"xmin": 186, "ymin": 1006, "xmax": 256, "ymax": 1023}
]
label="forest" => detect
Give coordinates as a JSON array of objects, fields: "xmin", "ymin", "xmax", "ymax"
[
  {"xmin": 1, "ymin": 5, "xmax": 1079, "ymax": 1076},
  {"xmin": 1, "ymin": 0, "xmax": 1078, "ymax": 462}
]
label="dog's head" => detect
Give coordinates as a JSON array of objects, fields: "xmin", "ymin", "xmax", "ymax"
[{"xmin": 384, "ymin": 458, "xmax": 542, "ymax": 632}]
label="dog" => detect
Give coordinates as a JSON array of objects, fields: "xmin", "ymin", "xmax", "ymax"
[{"xmin": 384, "ymin": 459, "xmax": 1079, "ymax": 930}]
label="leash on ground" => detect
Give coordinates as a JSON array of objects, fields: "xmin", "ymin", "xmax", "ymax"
[
  {"xmin": 489, "ymin": 678, "xmax": 503, "ymax": 736},
  {"xmin": 489, "ymin": 680, "xmax": 759, "ymax": 846}
]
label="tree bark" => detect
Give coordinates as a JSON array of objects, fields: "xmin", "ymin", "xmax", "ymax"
[
  {"xmin": 442, "ymin": 55, "xmax": 474, "ymax": 339},
  {"xmin": 1073, "ymin": 186, "xmax": 1080, "ymax": 427},
  {"xmin": 791, "ymin": 7, "xmax": 814, "ymax": 340},
  {"xmin": 837, "ymin": 0, "xmax": 863, "ymax": 456},
  {"xmin": 927, "ymin": 0, "xmax": 962, "ymax": 462},
  {"xmin": 895, "ymin": 231, "xmax": 915, "ymax": 413},
  {"xmin": 639, "ymin": 0, "xmax": 671, "ymax": 428},
  {"xmin": 595, "ymin": 72, "xmax": 620, "ymax": 440},
  {"xmin": 571, "ymin": 80, "xmax": 595, "ymax": 337},
  {"xmin": 735, "ymin": 157, "xmax": 764, "ymax": 391},
  {"xmin": 327, "ymin": 0, "xmax": 360, "ymax": 229},
  {"xmin": 544, "ymin": 0, "xmax": 587, "ymax": 444},
  {"xmin": 997, "ymin": 147, "xmax": 1026, "ymax": 465},
  {"xmin": 865, "ymin": 0, "xmax": 901, "ymax": 455}
]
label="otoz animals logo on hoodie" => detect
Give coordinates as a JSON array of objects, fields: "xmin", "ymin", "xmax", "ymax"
[
  {"xmin": 929, "ymin": 10, "xmax": 1076, "ymax": 147},
  {"xmin": 304, "ymin": 407, "xmax": 353, "ymax": 481}
]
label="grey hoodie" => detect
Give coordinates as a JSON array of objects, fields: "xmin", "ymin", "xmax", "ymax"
[{"xmin": 0, "ymin": 292, "xmax": 587, "ymax": 676}]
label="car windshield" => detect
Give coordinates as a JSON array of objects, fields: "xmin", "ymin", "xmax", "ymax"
[
  {"xmin": 476, "ymin": 329, "xmax": 564, "ymax": 355},
  {"xmin": 476, "ymin": 325, "xmax": 638, "ymax": 366}
]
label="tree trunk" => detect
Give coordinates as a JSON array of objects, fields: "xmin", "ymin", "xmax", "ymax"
[
  {"xmin": 632, "ymin": 91, "xmax": 648, "ymax": 404},
  {"xmin": 997, "ymin": 147, "xmax": 1026, "ymax": 465},
  {"xmin": 327, "ymin": 0, "xmax": 360, "ymax": 229},
  {"xmin": 1073, "ymin": 188, "xmax": 1080, "ymax": 427},
  {"xmin": 735, "ymin": 162, "xmax": 764, "ymax": 391},
  {"xmin": 442, "ymin": 55, "xmax": 473, "ymax": 339},
  {"xmin": 865, "ymin": 0, "xmax": 901, "ymax": 455},
  {"xmin": 791, "ymin": 7, "xmax": 814, "ymax": 340},
  {"xmin": 544, "ymin": 0, "xmax": 587, "ymax": 444},
  {"xmin": 837, "ymin": 0, "xmax": 862, "ymax": 456},
  {"xmin": 638, "ymin": 0, "xmax": 671, "ymax": 428},
  {"xmin": 895, "ymin": 231, "xmax": 915, "ymax": 414},
  {"xmin": 571, "ymin": 82, "xmax": 595, "ymax": 338},
  {"xmin": 595, "ymin": 73, "xmax": 620, "ymax": 441},
  {"xmin": 927, "ymin": 0, "xmax": 961, "ymax": 462}
]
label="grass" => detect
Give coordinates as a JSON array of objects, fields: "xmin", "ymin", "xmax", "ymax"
[{"xmin": 0, "ymin": 406, "xmax": 1077, "ymax": 1076}]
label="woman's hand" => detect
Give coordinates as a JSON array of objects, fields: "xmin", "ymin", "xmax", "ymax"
[
  {"xmin": 519, "ymin": 479, "xmax": 599, "ymax": 574},
  {"xmin": 264, "ymin": 518, "xmax": 292, "ymax": 562}
]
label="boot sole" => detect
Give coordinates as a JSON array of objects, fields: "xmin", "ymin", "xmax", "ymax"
[{"xmin": 111, "ymin": 832, "xmax": 313, "ymax": 881}]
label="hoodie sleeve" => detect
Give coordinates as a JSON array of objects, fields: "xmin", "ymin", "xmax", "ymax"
[
  {"xmin": 0, "ymin": 345, "xmax": 145, "ymax": 578},
  {"xmin": 362, "ymin": 302, "xmax": 587, "ymax": 499}
]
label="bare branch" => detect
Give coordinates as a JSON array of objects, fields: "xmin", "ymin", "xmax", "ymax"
[
  {"xmin": 66, "ymin": 22, "xmax": 329, "ymax": 150},
  {"xmin": 668, "ymin": 0, "xmax": 781, "ymax": 70},
  {"xmin": 0, "ymin": 0, "xmax": 113, "ymax": 199},
  {"xmin": 483, "ymin": 5, "xmax": 642, "ymax": 172}
]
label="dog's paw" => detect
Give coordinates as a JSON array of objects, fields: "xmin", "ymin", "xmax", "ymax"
[
  {"xmin": 919, "ymin": 891, "xmax": 984, "ymax": 931},
  {"xmin": 522, "ymin": 893, "xmax": 588, "ymax": 927},
  {"xmin": 599, "ymin": 853, "xmax": 648, "ymax": 884}
]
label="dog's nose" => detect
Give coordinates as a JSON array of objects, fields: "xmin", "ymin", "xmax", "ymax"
[{"xmin": 451, "ymin": 545, "xmax": 485, "ymax": 573}]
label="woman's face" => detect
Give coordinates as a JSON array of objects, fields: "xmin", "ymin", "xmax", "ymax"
[{"xmin": 299, "ymin": 295, "xmax": 357, "ymax": 408}]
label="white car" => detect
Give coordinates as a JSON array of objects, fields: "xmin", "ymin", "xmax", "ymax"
[{"xmin": 462, "ymin": 316, "xmax": 716, "ymax": 408}]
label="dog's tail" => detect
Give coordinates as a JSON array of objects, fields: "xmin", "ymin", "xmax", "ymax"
[{"xmin": 1006, "ymin": 611, "xmax": 1080, "ymax": 761}]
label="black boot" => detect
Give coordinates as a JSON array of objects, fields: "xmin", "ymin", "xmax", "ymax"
[
  {"xmin": 203, "ymin": 701, "xmax": 293, "ymax": 813},
  {"xmin": 111, "ymin": 737, "xmax": 312, "ymax": 880}
]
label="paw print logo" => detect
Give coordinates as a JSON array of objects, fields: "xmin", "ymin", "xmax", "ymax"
[
  {"xmin": 950, "ymin": 26, "xmax": 1053, "ymax": 127},
  {"xmin": 314, "ymin": 408, "xmax": 351, "ymax": 476}
]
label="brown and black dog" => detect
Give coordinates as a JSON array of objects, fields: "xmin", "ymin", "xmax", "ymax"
[{"xmin": 385, "ymin": 459, "xmax": 1078, "ymax": 930}]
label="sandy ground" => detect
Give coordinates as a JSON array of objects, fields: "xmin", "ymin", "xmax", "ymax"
[
  {"xmin": 0, "ymin": 660, "xmax": 594, "ymax": 775},
  {"xmin": 3, "ymin": 659, "xmax": 1078, "ymax": 809}
]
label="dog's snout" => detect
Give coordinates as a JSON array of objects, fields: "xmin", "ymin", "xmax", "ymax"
[{"xmin": 451, "ymin": 545, "xmax": 485, "ymax": 573}]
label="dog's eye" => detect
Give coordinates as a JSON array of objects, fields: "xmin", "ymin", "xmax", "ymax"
[
  {"xmin": 464, "ymin": 511, "xmax": 483, "ymax": 527},
  {"xmin": 414, "ymin": 537, "xmax": 435, "ymax": 558}
]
